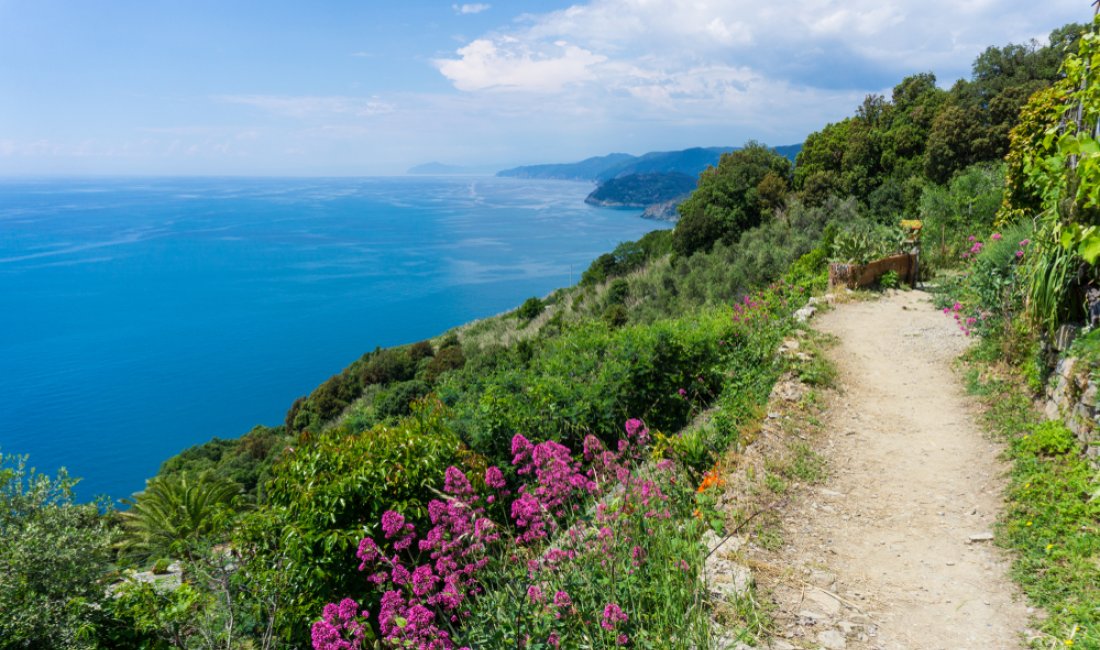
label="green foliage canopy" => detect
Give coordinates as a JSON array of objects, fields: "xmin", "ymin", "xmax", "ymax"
[
  {"xmin": 0, "ymin": 454, "xmax": 118, "ymax": 649},
  {"xmin": 674, "ymin": 142, "xmax": 792, "ymax": 256}
]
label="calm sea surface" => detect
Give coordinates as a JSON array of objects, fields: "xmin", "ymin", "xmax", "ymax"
[{"xmin": 0, "ymin": 176, "xmax": 667, "ymax": 503}]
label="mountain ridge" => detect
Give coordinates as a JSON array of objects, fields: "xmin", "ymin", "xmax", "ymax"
[{"xmin": 497, "ymin": 144, "xmax": 802, "ymax": 182}]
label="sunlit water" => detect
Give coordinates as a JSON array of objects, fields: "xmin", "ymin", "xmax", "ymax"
[{"xmin": 0, "ymin": 176, "xmax": 667, "ymax": 503}]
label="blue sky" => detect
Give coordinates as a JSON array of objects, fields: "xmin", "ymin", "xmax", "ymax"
[{"xmin": 0, "ymin": 0, "xmax": 1088, "ymax": 176}]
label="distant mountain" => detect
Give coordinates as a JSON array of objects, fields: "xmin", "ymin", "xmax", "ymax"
[
  {"xmin": 498, "ymin": 143, "xmax": 804, "ymax": 222},
  {"xmin": 584, "ymin": 172, "xmax": 697, "ymax": 209},
  {"xmin": 407, "ymin": 162, "xmax": 495, "ymax": 175},
  {"xmin": 496, "ymin": 153, "xmax": 636, "ymax": 181},
  {"xmin": 594, "ymin": 147, "xmax": 735, "ymax": 182},
  {"xmin": 497, "ymin": 144, "xmax": 802, "ymax": 182},
  {"xmin": 773, "ymin": 144, "xmax": 802, "ymax": 163}
]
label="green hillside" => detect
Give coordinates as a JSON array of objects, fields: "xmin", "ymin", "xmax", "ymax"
[{"xmin": 2, "ymin": 18, "xmax": 1093, "ymax": 650}]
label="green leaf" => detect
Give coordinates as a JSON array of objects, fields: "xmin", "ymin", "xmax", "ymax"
[{"xmin": 1079, "ymin": 232, "xmax": 1100, "ymax": 265}]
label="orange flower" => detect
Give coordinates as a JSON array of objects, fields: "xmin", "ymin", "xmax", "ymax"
[{"xmin": 697, "ymin": 469, "xmax": 726, "ymax": 493}]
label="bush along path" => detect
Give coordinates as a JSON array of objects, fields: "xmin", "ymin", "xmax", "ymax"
[{"xmin": 739, "ymin": 290, "xmax": 1030, "ymax": 649}]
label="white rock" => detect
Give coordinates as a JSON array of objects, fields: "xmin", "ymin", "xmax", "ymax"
[
  {"xmin": 794, "ymin": 305, "xmax": 817, "ymax": 322},
  {"xmin": 818, "ymin": 629, "xmax": 849, "ymax": 650},
  {"xmin": 805, "ymin": 587, "xmax": 842, "ymax": 616},
  {"xmin": 818, "ymin": 629, "xmax": 847, "ymax": 649}
]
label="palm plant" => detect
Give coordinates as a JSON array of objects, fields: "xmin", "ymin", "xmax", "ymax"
[{"xmin": 118, "ymin": 471, "xmax": 242, "ymax": 563}]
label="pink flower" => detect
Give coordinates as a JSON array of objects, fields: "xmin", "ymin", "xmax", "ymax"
[
  {"xmin": 312, "ymin": 598, "xmax": 370, "ymax": 650},
  {"xmin": 601, "ymin": 603, "xmax": 628, "ymax": 630},
  {"xmin": 553, "ymin": 590, "xmax": 573, "ymax": 609},
  {"xmin": 356, "ymin": 537, "xmax": 381, "ymax": 569},
  {"xmin": 968, "ymin": 235, "xmax": 976, "ymax": 242},
  {"xmin": 444, "ymin": 466, "xmax": 473, "ymax": 496},
  {"xmin": 527, "ymin": 585, "xmax": 544, "ymax": 603},
  {"xmin": 381, "ymin": 511, "xmax": 406, "ymax": 539},
  {"xmin": 678, "ymin": 388, "xmax": 687, "ymax": 397},
  {"xmin": 1016, "ymin": 250, "xmax": 1024, "ymax": 259},
  {"xmin": 1019, "ymin": 239, "xmax": 1030, "ymax": 247},
  {"xmin": 484, "ymin": 466, "xmax": 506, "ymax": 489},
  {"xmin": 992, "ymin": 232, "xmax": 1002, "ymax": 241}
]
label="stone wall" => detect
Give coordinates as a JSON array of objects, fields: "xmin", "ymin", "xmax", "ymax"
[{"xmin": 1043, "ymin": 355, "xmax": 1100, "ymax": 462}]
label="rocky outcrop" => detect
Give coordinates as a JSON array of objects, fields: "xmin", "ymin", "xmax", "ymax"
[
  {"xmin": 640, "ymin": 199, "xmax": 682, "ymax": 222},
  {"xmin": 1043, "ymin": 355, "xmax": 1100, "ymax": 461}
]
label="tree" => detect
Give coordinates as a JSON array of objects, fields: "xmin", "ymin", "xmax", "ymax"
[
  {"xmin": 0, "ymin": 454, "xmax": 117, "ymax": 649},
  {"xmin": 674, "ymin": 142, "xmax": 792, "ymax": 256},
  {"xmin": 924, "ymin": 104, "xmax": 982, "ymax": 184}
]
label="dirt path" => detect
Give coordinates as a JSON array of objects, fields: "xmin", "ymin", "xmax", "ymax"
[{"xmin": 755, "ymin": 290, "xmax": 1030, "ymax": 650}]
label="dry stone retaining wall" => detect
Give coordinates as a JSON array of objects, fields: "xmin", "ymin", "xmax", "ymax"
[{"xmin": 1044, "ymin": 355, "xmax": 1100, "ymax": 462}]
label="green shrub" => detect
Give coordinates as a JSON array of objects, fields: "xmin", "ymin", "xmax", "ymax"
[
  {"xmin": 602, "ymin": 303, "xmax": 628, "ymax": 328},
  {"xmin": 516, "ymin": 296, "xmax": 544, "ymax": 322},
  {"xmin": 151, "ymin": 558, "xmax": 172, "ymax": 575},
  {"xmin": 422, "ymin": 344, "xmax": 466, "ymax": 382},
  {"xmin": 829, "ymin": 221, "xmax": 903, "ymax": 264},
  {"xmin": 1017, "ymin": 420, "xmax": 1076, "ymax": 457},
  {"xmin": 0, "ymin": 454, "xmax": 118, "ymax": 648},
  {"xmin": 374, "ymin": 379, "xmax": 432, "ymax": 419},
  {"xmin": 605, "ymin": 278, "xmax": 630, "ymax": 306},
  {"xmin": 255, "ymin": 399, "xmax": 464, "ymax": 645},
  {"xmin": 879, "ymin": 269, "xmax": 900, "ymax": 289}
]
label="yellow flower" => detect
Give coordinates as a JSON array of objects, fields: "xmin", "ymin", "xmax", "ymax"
[
  {"xmin": 1026, "ymin": 521, "xmax": 1033, "ymax": 526},
  {"xmin": 1046, "ymin": 544, "xmax": 1053, "ymax": 551},
  {"xmin": 1065, "ymin": 640, "xmax": 1073, "ymax": 646}
]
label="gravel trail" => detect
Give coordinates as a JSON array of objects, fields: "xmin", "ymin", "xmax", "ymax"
[{"xmin": 757, "ymin": 290, "xmax": 1029, "ymax": 650}]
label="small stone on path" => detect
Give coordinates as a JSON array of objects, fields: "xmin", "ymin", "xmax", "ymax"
[{"xmin": 818, "ymin": 629, "xmax": 847, "ymax": 649}]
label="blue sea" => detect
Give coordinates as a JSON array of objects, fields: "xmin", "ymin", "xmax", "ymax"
[{"xmin": 0, "ymin": 176, "xmax": 667, "ymax": 503}]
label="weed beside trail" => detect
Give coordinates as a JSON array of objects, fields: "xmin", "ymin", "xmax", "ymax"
[{"xmin": 963, "ymin": 339, "xmax": 1100, "ymax": 650}]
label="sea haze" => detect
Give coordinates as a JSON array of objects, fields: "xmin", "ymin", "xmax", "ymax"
[{"xmin": 0, "ymin": 176, "xmax": 668, "ymax": 503}]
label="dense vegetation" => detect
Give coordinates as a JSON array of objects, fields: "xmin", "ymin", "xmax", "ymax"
[
  {"xmin": 3, "ymin": 18, "xmax": 1096, "ymax": 650},
  {"xmin": 583, "ymin": 172, "xmax": 697, "ymax": 208}
]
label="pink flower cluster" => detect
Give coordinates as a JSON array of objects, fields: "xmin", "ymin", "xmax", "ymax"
[
  {"xmin": 731, "ymin": 280, "xmax": 798, "ymax": 327},
  {"xmin": 961, "ymin": 233, "xmax": 1029, "ymax": 262},
  {"xmin": 314, "ymin": 463, "xmax": 509, "ymax": 649},
  {"xmin": 941, "ymin": 300, "xmax": 987, "ymax": 337},
  {"xmin": 314, "ymin": 419, "xmax": 668, "ymax": 650},
  {"xmin": 311, "ymin": 598, "xmax": 371, "ymax": 650},
  {"xmin": 961, "ymin": 236, "xmax": 984, "ymax": 259}
]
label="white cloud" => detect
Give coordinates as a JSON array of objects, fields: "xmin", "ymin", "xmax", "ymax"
[
  {"xmin": 436, "ymin": 39, "xmax": 606, "ymax": 92},
  {"xmin": 453, "ymin": 3, "xmax": 491, "ymax": 15},
  {"xmin": 426, "ymin": 0, "xmax": 1083, "ymax": 153},
  {"xmin": 438, "ymin": 0, "xmax": 1084, "ymax": 97}
]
